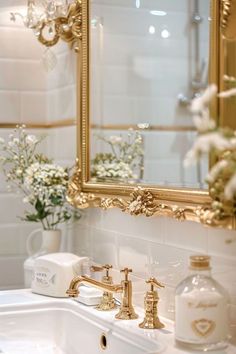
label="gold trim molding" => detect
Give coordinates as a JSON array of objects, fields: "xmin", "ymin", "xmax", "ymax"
[
  {"xmin": 0, "ymin": 119, "xmax": 76, "ymax": 129},
  {"xmin": 67, "ymin": 166, "xmax": 236, "ymax": 229},
  {"xmin": 91, "ymin": 124, "xmax": 196, "ymax": 132}
]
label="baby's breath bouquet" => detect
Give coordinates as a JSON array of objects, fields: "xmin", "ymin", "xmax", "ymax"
[
  {"xmin": 0, "ymin": 125, "xmax": 80, "ymax": 230},
  {"xmin": 184, "ymin": 77, "xmax": 236, "ymax": 220},
  {"xmin": 91, "ymin": 130, "xmax": 144, "ymax": 182}
]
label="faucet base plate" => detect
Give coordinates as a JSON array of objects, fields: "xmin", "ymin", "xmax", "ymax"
[
  {"xmin": 96, "ymin": 298, "xmax": 117, "ymax": 311},
  {"xmin": 139, "ymin": 317, "xmax": 165, "ymax": 329},
  {"xmin": 115, "ymin": 307, "xmax": 138, "ymax": 320}
]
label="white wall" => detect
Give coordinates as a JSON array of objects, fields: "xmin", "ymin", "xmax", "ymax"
[
  {"xmin": 0, "ymin": 6, "xmax": 47, "ymax": 124},
  {"xmin": 46, "ymin": 43, "xmax": 77, "ymax": 123},
  {"xmin": 0, "ymin": 5, "xmax": 77, "ymax": 125}
]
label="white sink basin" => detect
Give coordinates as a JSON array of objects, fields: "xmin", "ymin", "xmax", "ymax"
[
  {"xmin": 0, "ymin": 290, "xmax": 166, "ymax": 354},
  {"xmin": 1, "ymin": 290, "xmax": 234, "ymax": 354}
]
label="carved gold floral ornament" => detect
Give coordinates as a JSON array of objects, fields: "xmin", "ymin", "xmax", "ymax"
[
  {"xmin": 68, "ymin": 167, "xmax": 232, "ymax": 226},
  {"xmin": 220, "ymin": 0, "xmax": 236, "ymax": 40},
  {"xmin": 67, "ymin": 168, "xmax": 98, "ymax": 209},
  {"xmin": 221, "ymin": 0, "xmax": 232, "ymax": 29},
  {"xmin": 38, "ymin": 0, "xmax": 82, "ymax": 49},
  {"xmin": 11, "ymin": 0, "xmax": 83, "ymax": 50},
  {"xmin": 67, "ymin": 167, "xmax": 236, "ymax": 230},
  {"xmin": 125, "ymin": 188, "xmax": 157, "ymax": 217}
]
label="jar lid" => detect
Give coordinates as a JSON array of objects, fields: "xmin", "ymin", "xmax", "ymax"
[{"xmin": 190, "ymin": 255, "xmax": 211, "ymax": 269}]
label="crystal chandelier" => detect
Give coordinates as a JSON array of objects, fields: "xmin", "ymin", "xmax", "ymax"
[{"xmin": 10, "ymin": 0, "xmax": 82, "ymax": 49}]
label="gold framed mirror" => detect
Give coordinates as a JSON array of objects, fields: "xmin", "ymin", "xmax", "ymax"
[{"xmin": 68, "ymin": 0, "xmax": 236, "ymax": 229}]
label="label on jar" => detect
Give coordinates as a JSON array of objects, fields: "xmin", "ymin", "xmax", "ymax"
[
  {"xmin": 175, "ymin": 290, "xmax": 228, "ymax": 344},
  {"xmin": 33, "ymin": 266, "xmax": 56, "ymax": 288}
]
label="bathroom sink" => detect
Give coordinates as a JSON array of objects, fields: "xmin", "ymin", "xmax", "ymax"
[
  {"xmin": 0, "ymin": 290, "xmax": 166, "ymax": 354},
  {"xmin": 1, "ymin": 290, "xmax": 234, "ymax": 354}
]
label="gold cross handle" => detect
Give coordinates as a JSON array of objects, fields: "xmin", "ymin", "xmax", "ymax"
[
  {"xmin": 120, "ymin": 268, "xmax": 132, "ymax": 281},
  {"xmin": 103, "ymin": 264, "xmax": 113, "ymax": 277},
  {"xmin": 146, "ymin": 277, "xmax": 165, "ymax": 292}
]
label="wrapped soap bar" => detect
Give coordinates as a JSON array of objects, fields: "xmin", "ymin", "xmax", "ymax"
[
  {"xmin": 74, "ymin": 285, "xmax": 103, "ymax": 306},
  {"xmin": 32, "ymin": 253, "xmax": 89, "ymax": 297}
]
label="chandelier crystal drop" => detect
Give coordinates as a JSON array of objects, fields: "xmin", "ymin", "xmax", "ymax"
[{"xmin": 10, "ymin": 0, "xmax": 82, "ymax": 49}]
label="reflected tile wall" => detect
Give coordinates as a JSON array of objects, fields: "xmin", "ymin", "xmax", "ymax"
[
  {"xmin": 91, "ymin": 128, "xmax": 208, "ymax": 187},
  {"xmin": 90, "ymin": 0, "xmax": 210, "ymax": 187},
  {"xmin": 91, "ymin": 0, "xmax": 210, "ymax": 127}
]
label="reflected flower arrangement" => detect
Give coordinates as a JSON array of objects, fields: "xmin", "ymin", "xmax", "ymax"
[{"xmin": 91, "ymin": 130, "xmax": 144, "ymax": 182}]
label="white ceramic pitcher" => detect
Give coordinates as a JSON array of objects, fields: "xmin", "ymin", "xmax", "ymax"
[{"xmin": 24, "ymin": 229, "xmax": 61, "ymax": 288}]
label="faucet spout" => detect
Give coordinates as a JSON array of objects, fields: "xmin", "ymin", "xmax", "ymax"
[
  {"xmin": 66, "ymin": 275, "xmax": 123, "ymax": 297},
  {"xmin": 67, "ymin": 268, "xmax": 138, "ymax": 320}
]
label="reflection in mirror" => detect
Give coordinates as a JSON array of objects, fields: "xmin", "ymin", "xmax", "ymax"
[
  {"xmin": 90, "ymin": 0, "xmax": 211, "ymax": 188},
  {"xmin": 0, "ymin": 1, "xmax": 77, "ymax": 290}
]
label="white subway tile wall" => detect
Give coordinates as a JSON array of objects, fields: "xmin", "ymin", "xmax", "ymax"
[
  {"xmin": 91, "ymin": 0, "xmax": 209, "ymax": 129},
  {"xmin": 0, "ymin": 12, "xmax": 76, "ymax": 125},
  {"xmin": 0, "ymin": 256, "xmax": 26, "ymax": 290}
]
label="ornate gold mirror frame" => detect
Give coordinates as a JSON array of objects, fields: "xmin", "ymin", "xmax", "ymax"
[{"xmin": 68, "ymin": 0, "xmax": 236, "ymax": 229}]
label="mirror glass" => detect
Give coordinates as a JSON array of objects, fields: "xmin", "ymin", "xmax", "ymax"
[
  {"xmin": 90, "ymin": 0, "xmax": 210, "ymax": 188},
  {"xmin": 0, "ymin": 0, "xmax": 77, "ymax": 290}
]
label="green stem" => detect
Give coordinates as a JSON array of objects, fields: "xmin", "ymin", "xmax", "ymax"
[
  {"xmin": 40, "ymin": 219, "xmax": 47, "ymax": 230},
  {"xmin": 44, "ymin": 215, "xmax": 51, "ymax": 230},
  {"xmin": 108, "ymin": 142, "xmax": 118, "ymax": 158}
]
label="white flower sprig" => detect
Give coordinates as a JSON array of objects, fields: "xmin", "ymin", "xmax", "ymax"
[
  {"xmin": 185, "ymin": 79, "xmax": 236, "ymax": 219},
  {"xmin": 92, "ymin": 158, "xmax": 134, "ymax": 179},
  {"xmin": 0, "ymin": 126, "xmax": 80, "ymax": 229},
  {"xmin": 0, "ymin": 125, "xmax": 46, "ymax": 188}
]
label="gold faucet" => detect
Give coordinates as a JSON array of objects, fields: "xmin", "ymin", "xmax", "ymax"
[
  {"xmin": 93, "ymin": 264, "xmax": 117, "ymax": 311},
  {"xmin": 139, "ymin": 277, "xmax": 165, "ymax": 329},
  {"xmin": 66, "ymin": 267, "xmax": 138, "ymax": 320}
]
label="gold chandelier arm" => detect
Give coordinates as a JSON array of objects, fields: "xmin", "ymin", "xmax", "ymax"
[
  {"xmin": 36, "ymin": 0, "xmax": 82, "ymax": 49},
  {"xmin": 37, "ymin": 20, "xmax": 60, "ymax": 47}
]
